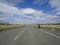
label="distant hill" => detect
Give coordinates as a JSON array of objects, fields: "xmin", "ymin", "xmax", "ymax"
[
  {"xmin": 0, "ymin": 20, "xmax": 10, "ymax": 25},
  {"xmin": 55, "ymin": 23, "xmax": 60, "ymax": 25},
  {"xmin": 0, "ymin": 22, "xmax": 10, "ymax": 25}
]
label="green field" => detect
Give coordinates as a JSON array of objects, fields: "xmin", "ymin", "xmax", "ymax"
[{"xmin": 0, "ymin": 24, "xmax": 24, "ymax": 31}]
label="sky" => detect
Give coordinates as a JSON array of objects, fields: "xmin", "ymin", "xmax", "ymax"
[{"xmin": 0, "ymin": 0, "xmax": 60, "ymax": 24}]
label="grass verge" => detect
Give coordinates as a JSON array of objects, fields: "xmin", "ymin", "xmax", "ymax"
[
  {"xmin": 0, "ymin": 24, "xmax": 24, "ymax": 32},
  {"xmin": 34, "ymin": 24, "xmax": 60, "ymax": 31}
]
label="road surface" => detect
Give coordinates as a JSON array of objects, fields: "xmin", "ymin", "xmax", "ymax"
[{"xmin": 0, "ymin": 25, "xmax": 60, "ymax": 45}]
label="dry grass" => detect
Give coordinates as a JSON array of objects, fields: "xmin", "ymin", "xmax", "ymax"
[
  {"xmin": 0, "ymin": 24, "xmax": 24, "ymax": 31},
  {"xmin": 34, "ymin": 24, "xmax": 60, "ymax": 31},
  {"xmin": 40, "ymin": 25, "xmax": 60, "ymax": 31}
]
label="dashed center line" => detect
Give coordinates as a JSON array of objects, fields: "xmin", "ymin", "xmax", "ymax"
[{"xmin": 14, "ymin": 30, "xmax": 25, "ymax": 40}]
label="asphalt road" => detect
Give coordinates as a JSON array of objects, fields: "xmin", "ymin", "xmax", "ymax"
[{"xmin": 0, "ymin": 25, "xmax": 60, "ymax": 45}]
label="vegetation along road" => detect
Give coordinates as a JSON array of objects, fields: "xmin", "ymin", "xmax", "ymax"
[{"xmin": 0, "ymin": 25, "xmax": 60, "ymax": 45}]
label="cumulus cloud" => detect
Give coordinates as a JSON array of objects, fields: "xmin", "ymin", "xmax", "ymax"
[
  {"xmin": 0, "ymin": 2, "xmax": 23, "ymax": 15},
  {"xmin": 0, "ymin": 1, "xmax": 59, "ymax": 24},
  {"xmin": 0, "ymin": 2, "xmax": 32, "ymax": 24},
  {"xmin": 0, "ymin": 2, "xmax": 32, "ymax": 18},
  {"xmin": 49, "ymin": 0, "xmax": 60, "ymax": 15},
  {"xmin": 21, "ymin": 8, "xmax": 59, "ymax": 23},
  {"xmin": 21, "ymin": 8, "xmax": 36, "ymax": 14},
  {"xmin": 0, "ymin": 0, "xmax": 24, "ymax": 6}
]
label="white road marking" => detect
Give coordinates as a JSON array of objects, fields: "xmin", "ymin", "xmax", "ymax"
[
  {"xmin": 40, "ymin": 30, "xmax": 60, "ymax": 39},
  {"xmin": 14, "ymin": 30, "xmax": 25, "ymax": 40}
]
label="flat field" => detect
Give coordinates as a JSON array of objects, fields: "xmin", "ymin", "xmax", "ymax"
[
  {"xmin": 35, "ymin": 24, "xmax": 60, "ymax": 31},
  {"xmin": 0, "ymin": 24, "xmax": 24, "ymax": 31}
]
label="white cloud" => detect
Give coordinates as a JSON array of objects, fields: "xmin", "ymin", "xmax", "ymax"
[
  {"xmin": 0, "ymin": 2, "xmax": 32, "ymax": 18},
  {"xmin": 0, "ymin": 2, "xmax": 59, "ymax": 24},
  {"xmin": 0, "ymin": 18, "xmax": 5, "ymax": 21},
  {"xmin": 49, "ymin": 0, "xmax": 60, "ymax": 15},
  {"xmin": 0, "ymin": 2, "xmax": 23, "ymax": 16},
  {"xmin": 44, "ymin": 15, "xmax": 58, "ymax": 19},
  {"xmin": 0, "ymin": 3, "xmax": 33, "ymax": 23},
  {"xmin": 21, "ymin": 8, "xmax": 36, "ymax": 14},
  {"xmin": 0, "ymin": 0, "xmax": 24, "ymax": 6}
]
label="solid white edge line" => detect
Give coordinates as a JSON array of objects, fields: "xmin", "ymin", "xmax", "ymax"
[{"xmin": 40, "ymin": 30, "xmax": 60, "ymax": 39}]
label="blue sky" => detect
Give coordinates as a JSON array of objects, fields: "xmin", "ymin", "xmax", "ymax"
[{"xmin": 0, "ymin": 0, "xmax": 60, "ymax": 24}]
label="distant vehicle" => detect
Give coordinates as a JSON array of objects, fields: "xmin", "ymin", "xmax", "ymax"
[{"xmin": 38, "ymin": 24, "xmax": 40, "ymax": 28}]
